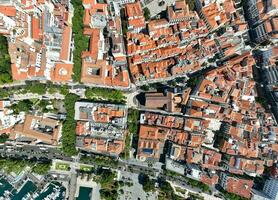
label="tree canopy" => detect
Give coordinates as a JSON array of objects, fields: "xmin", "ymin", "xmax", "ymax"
[
  {"xmin": 139, "ymin": 173, "xmax": 156, "ymax": 192},
  {"xmin": 127, "ymin": 109, "xmax": 140, "ymax": 134},
  {"xmin": 143, "ymin": 7, "xmax": 151, "ymax": 21},
  {"xmin": 0, "ymin": 134, "xmax": 9, "ymax": 143},
  {"xmin": 24, "ymin": 82, "xmax": 47, "ymax": 95},
  {"xmin": 85, "ymin": 88, "xmax": 126, "ymax": 103},
  {"xmin": 0, "ymin": 36, "xmax": 12, "ymax": 84},
  {"xmin": 71, "ymin": 0, "xmax": 89, "ymax": 82},
  {"xmin": 95, "ymin": 168, "xmax": 119, "ymax": 200},
  {"xmin": 32, "ymin": 163, "xmax": 51, "ymax": 175},
  {"xmin": 158, "ymin": 178, "xmax": 184, "ymax": 200},
  {"xmin": 11, "ymin": 99, "xmax": 33, "ymax": 113},
  {"xmin": 61, "ymin": 93, "xmax": 79, "ymax": 156}
]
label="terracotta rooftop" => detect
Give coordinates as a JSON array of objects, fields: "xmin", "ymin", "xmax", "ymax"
[
  {"xmin": 0, "ymin": 6, "xmax": 16, "ymax": 17},
  {"xmin": 12, "ymin": 115, "xmax": 60, "ymax": 145},
  {"xmin": 225, "ymin": 176, "xmax": 253, "ymax": 199},
  {"xmin": 51, "ymin": 63, "xmax": 73, "ymax": 82},
  {"xmin": 125, "ymin": 1, "xmax": 143, "ymax": 19}
]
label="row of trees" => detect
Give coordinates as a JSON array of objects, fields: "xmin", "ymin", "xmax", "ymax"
[
  {"xmin": 61, "ymin": 93, "xmax": 79, "ymax": 156},
  {"xmin": 0, "ymin": 82, "xmax": 126, "ymax": 101},
  {"xmin": 120, "ymin": 132, "xmax": 131, "ymax": 159},
  {"xmin": 85, "ymin": 88, "xmax": 126, "ymax": 103},
  {"xmin": 0, "ymin": 36, "xmax": 12, "ymax": 84},
  {"xmin": 127, "ymin": 109, "xmax": 140, "ymax": 157},
  {"xmin": 0, "ymin": 159, "xmax": 51, "ymax": 175},
  {"xmin": 0, "ymin": 82, "xmax": 69, "ymax": 99},
  {"xmin": 71, "ymin": 0, "xmax": 89, "ymax": 82},
  {"xmin": 120, "ymin": 109, "xmax": 140, "ymax": 159},
  {"xmin": 80, "ymin": 154, "xmax": 119, "ymax": 168},
  {"xmin": 23, "ymin": 83, "xmax": 47, "ymax": 95},
  {"xmin": 11, "ymin": 98, "xmax": 58, "ymax": 114},
  {"xmin": 127, "ymin": 109, "xmax": 140, "ymax": 134}
]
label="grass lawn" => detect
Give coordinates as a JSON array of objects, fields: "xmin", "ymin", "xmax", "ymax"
[
  {"xmin": 80, "ymin": 165, "xmax": 93, "ymax": 172},
  {"xmin": 55, "ymin": 163, "xmax": 70, "ymax": 171}
]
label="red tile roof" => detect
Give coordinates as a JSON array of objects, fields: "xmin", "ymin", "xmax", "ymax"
[
  {"xmin": 125, "ymin": 1, "xmax": 143, "ymax": 19},
  {"xmin": 51, "ymin": 63, "xmax": 73, "ymax": 82},
  {"xmin": 226, "ymin": 177, "xmax": 253, "ymax": 199},
  {"xmin": 0, "ymin": 6, "xmax": 16, "ymax": 17},
  {"xmin": 60, "ymin": 26, "xmax": 72, "ymax": 61},
  {"xmin": 31, "ymin": 16, "xmax": 41, "ymax": 40}
]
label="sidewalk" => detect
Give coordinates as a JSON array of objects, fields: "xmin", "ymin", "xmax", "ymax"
[{"xmin": 170, "ymin": 182, "xmax": 222, "ymax": 200}]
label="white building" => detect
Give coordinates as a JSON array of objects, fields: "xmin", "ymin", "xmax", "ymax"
[
  {"xmin": 263, "ymin": 178, "xmax": 278, "ymax": 200},
  {"xmin": 252, "ymin": 178, "xmax": 278, "ymax": 200},
  {"xmin": 112, "ymin": 0, "xmax": 135, "ymax": 5}
]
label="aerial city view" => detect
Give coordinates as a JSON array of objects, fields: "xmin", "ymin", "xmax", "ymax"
[{"xmin": 0, "ymin": 0, "xmax": 277, "ymax": 199}]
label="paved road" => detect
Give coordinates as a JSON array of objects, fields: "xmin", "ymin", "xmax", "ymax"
[
  {"xmin": 0, "ymin": 143, "xmax": 73, "ymax": 162},
  {"xmin": 0, "ymin": 81, "xmax": 135, "ymax": 92},
  {"xmin": 124, "ymin": 90, "xmax": 140, "ymax": 108},
  {"xmin": 0, "ymin": 143, "xmax": 222, "ymax": 199},
  {"xmin": 68, "ymin": 173, "xmax": 77, "ymax": 200}
]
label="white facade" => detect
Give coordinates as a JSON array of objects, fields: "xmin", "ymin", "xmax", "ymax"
[
  {"xmin": 252, "ymin": 189, "xmax": 271, "ymax": 200},
  {"xmin": 263, "ymin": 178, "xmax": 278, "ymax": 200},
  {"xmin": 112, "ymin": 0, "xmax": 135, "ymax": 5}
]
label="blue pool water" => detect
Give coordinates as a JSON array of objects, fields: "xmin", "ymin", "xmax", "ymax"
[{"xmin": 76, "ymin": 187, "xmax": 92, "ymax": 200}]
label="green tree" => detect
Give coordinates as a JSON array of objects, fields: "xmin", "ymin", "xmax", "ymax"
[
  {"xmin": 0, "ymin": 35, "xmax": 12, "ymax": 84},
  {"xmin": 61, "ymin": 94, "xmax": 79, "ymax": 156},
  {"xmin": 0, "ymin": 159, "xmax": 30, "ymax": 174},
  {"xmin": 158, "ymin": 178, "xmax": 184, "ymax": 200},
  {"xmin": 12, "ymin": 100, "xmax": 33, "ymax": 113},
  {"xmin": 127, "ymin": 109, "xmax": 139, "ymax": 134},
  {"xmin": 140, "ymin": 173, "xmax": 155, "ymax": 192},
  {"xmin": 95, "ymin": 168, "xmax": 119, "ymax": 200},
  {"xmin": 255, "ymin": 97, "xmax": 268, "ymax": 108},
  {"xmin": 0, "ymin": 89, "xmax": 9, "ymax": 98},
  {"xmin": 0, "ymin": 134, "xmax": 9, "ymax": 143},
  {"xmin": 120, "ymin": 131, "xmax": 132, "ymax": 159},
  {"xmin": 80, "ymin": 155, "xmax": 118, "ymax": 168},
  {"xmin": 85, "ymin": 88, "xmax": 126, "ymax": 103},
  {"xmin": 0, "ymin": 73, "xmax": 12, "ymax": 84},
  {"xmin": 37, "ymin": 100, "xmax": 50, "ymax": 112},
  {"xmin": 32, "ymin": 163, "xmax": 51, "ymax": 175},
  {"xmin": 186, "ymin": 0, "xmax": 195, "ymax": 11},
  {"xmin": 60, "ymin": 85, "xmax": 69, "ymax": 96},
  {"xmin": 24, "ymin": 83, "xmax": 47, "ymax": 95},
  {"xmin": 187, "ymin": 76, "xmax": 200, "ymax": 88},
  {"xmin": 143, "ymin": 7, "xmax": 151, "ymax": 21},
  {"xmin": 71, "ymin": 0, "xmax": 89, "ymax": 82},
  {"xmin": 48, "ymin": 87, "xmax": 58, "ymax": 94}
]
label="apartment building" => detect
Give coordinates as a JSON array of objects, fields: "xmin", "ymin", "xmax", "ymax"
[
  {"xmin": 0, "ymin": 0, "xmax": 74, "ymax": 82},
  {"xmin": 11, "ymin": 114, "xmax": 61, "ymax": 145},
  {"xmin": 75, "ymin": 101, "xmax": 128, "ymax": 156},
  {"xmin": 81, "ymin": 0, "xmax": 130, "ymax": 88}
]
